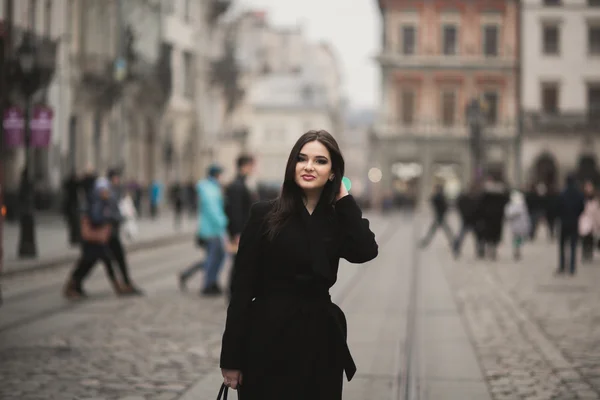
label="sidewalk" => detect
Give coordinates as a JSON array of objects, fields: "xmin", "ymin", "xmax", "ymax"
[
  {"xmin": 424, "ymin": 217, "xmax": 600, "ymax": 399},
  {"xmin": 2, "ymin": 212, "xmax": 196, "ymax": 276}
]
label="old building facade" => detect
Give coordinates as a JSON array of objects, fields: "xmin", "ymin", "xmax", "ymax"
[
  {"xmin": 521, "ymin": 0, "xmax": 600, "ymax": 188},
  {"xmin": 373, "ymin": 0, "xmax": 519, "ymax": 202},
  {"xmin": 214, "ymin": 10, "xmax": 344, "ymax": 185},
  {"xmin": 1, "ymin": 0, "xmax": 64, "ymax": 217}
]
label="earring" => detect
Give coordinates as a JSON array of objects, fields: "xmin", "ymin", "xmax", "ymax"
[{"xmin": 329, "ymin": 175, "xmax": 335, "ymax": 181}]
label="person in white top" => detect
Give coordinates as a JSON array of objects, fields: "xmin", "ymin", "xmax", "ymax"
[
  {"xmin": 579, "ymin": 181, "xmax": 600, "ymax": 262},
  {"xmin": 505, "ymin": 190, "xmax": 531, "ymax": 260}
]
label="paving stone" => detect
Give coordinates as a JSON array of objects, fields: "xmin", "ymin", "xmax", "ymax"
[
  {"xmin": 424, "ymin": 223, "xmax": 600, "ymax": 399},
  {"xmin": 0, "ymin": 295, "xmax": 225, "ymax": 399}
]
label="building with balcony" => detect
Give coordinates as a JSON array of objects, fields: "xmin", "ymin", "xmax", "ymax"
[
  {"xmin": 1, "ymin": 0, "xmax": 62, "ymax": 217},
  {"xmin": 372, "ymin": 0, "xmax": 519, "ymax": 202},
  {"xmin": 521, "ymin": 0, "xmax": 600, "ymax": 188},
  {"xmin": 160, "ymin": 0, "xmax": 231, "ymax": 184},
  {"xmin": 210, "ymin": 10, "xmax": 344, "ymax": 184},
  {"xmin": 245, "ymin": 73, "xmax": 336, "ymax": 184},
  {"xmin": 68, "ymin": 0, "xmax": 124, "ymax": 176}
]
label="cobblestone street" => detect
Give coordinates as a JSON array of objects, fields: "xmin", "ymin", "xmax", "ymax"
[
  {"xmin": 0, "ymin": 213, "xmax": 412, "ymax": 400},
  {"xmin": 426, "ymin": 228, "xmax": 600, "ymax": 400},
  {"xmin": 2, "ymin": 212, "xmax": 600, "ymax": 399}
]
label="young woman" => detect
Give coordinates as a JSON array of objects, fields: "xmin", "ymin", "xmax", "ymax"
[{"xmin": 220, "ymin": 130, "xmax": 378, "ymax": 399}]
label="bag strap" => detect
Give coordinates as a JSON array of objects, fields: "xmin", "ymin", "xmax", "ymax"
[
  {"xmin": 216, "ymin": 383, "xmax": 228, "ymax": 400},
  {"xmin": 216, "ymin": 383, "xmax": 242, "ymax": 400}
]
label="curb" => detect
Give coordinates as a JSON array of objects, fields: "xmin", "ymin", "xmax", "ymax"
[{"xmin": 1, "ymin": 232, "xmax": 193, "ymax": 279}]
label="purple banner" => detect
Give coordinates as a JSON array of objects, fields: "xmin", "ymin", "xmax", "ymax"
[
  {"xmin": 3, "ymin": 107, "xmax": 24, "ymax": 148},
  {"xmin": 31, "ymin": 106, "xmax": 54, "ymax": 148}
]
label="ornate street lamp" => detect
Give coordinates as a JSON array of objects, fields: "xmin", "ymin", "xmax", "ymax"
[{"xmin": 17, "ymin": 33, "xmax": 41, "ymax": 258}]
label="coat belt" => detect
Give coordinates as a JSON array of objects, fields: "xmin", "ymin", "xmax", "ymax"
[{"xmin": 262, "ymin": 285, "xmax": 357, "ymax": 381}]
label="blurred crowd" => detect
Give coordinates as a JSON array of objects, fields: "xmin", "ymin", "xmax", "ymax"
[{"xmin": 420, "ymin": 173, "xmax": 600, "ymax": 275}]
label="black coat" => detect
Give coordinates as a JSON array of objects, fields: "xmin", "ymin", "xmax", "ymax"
[
  {"xmin": 220, "ymin": 195, "xmax": 378, "ymax": 400},
  {"xmin": 476, "ymin": 181, "xmax": 509, "ymax": 244},
  {"xmin": 430, "ymin": 192, "xmax": 448, "ymax": 219},
  {"xmin": 557, "ymin": 185, "xmax": 585, "ymax": 232},
  {"xmin": 225, "ymin": 175, "xmax": 256, "ymax": 237}
]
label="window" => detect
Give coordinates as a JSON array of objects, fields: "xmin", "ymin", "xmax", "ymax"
[
  {"xmin": 183, "ymin": 52, "xmax": 194, "ymax": 99},
  {"xmin": 401, "ymin": 26, "xmax": 416, "ymax": 55},
  {"xmin": 589, "ymin": 25, "xmax": 600, "ymax": 55},
  {"xmin": 541, "ymin": 83, "xmax": 559, "ymax": 114},
  {"xmin": 544, "ymin": 0, "xmax": 561, "ymax": 5},
  {"xmin": 588, "ymin": 84, "xmax": 600, "ymax": 121},
  {"xmin": 483, "ymin": 92, "xmax": 499, "ymax": 124},
  {"xmin": 441, "ymin": 91, "xmax": 456, "ymax": 126},
  {"xmin": 483, "ymin": 25, "xmax": 499, "ymax": 57},
  {"xmin": 398, "ymin": 89, "xmax": 415, "ymax": 125},
  {"xmin": 542, "ymin": 25, "xmax": 560, "ymax": 55},
  {"xmin": 443, "ymin": 25, "xmax": 458, "ymax": 55},
  {"xmin": 44, "ymin": 0, "xmax": 52, "ymax": 36}
]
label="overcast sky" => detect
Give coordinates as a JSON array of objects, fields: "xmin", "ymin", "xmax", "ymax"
[{"xmin": 231, "ymin": 0, "xmax": 381, "ymax": 111}]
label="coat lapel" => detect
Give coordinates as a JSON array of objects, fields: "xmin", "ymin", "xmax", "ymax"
[{"xmin": 298, "ymin": 199, "xmax": 334, "ymax": 283}]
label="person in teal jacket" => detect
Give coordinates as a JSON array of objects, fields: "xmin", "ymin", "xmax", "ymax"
[{"xmin": 179, "ymin": 164, "xmax": 229, "ymax": 295}]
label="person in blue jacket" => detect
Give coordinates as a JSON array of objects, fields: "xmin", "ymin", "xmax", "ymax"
[{"xmin": 179, "ymin": 164, "xmax": 229, "ymax": 295}]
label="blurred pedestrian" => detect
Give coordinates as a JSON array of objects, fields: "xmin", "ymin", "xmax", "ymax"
[
  {"xmin": 119, "ymin": 188, "xmax": 138, "ymax": 240},
  {"xmin": 545, "ymin": 185, "xmax": 559, "ymax": 240},
  {"xmin": 150, "ymin": 180, "xmax": 161, "ymax": 219},
  {"xmin": 224, "ymin": 154, "xmax": 257, "ymax": 299},
  {"xmin": 105, "ymin": 168, "xmax": 143, "ymax": 295},
  {"xmin": 63, "ymin": 178, "xmax": 120, "ymax": 299},
  {"xmin": 178, "ymin": 164, "xmax": 228, "ymax": 296},
  {"xmin": 527, "ymin": 183, "xmax": 547, "ymax": 241},
  {"xmin": 172, "ymin": 181, "xmax": 184, "ymax": 229},
  {"xmin": 578, "ymin": 181, "xmax": 599, "ymax": 263},
  {"xmin": 220, "ymin": 130, "xmax": 378, "ymax": 399},
  {"xmin": 556, "ymin": 174, "xmax": 585, "ymax": 275},
  {"xmin": 62, "ymin": 172, "xmax": 81, "ymax": 245},
  {"xmin": 453, "ymin": 182, "xmax": 484, "ymax": 258},
  {"xmin": 505, "ymin": 190, "xmax": 531, "ymax": 260},
  {"xmin": 419, "ymin": 184, "xmax": 454, "ymax": 249},
  {"xmin": 475, "ymin": 175, "xmax": 509, "ymax": 260}
]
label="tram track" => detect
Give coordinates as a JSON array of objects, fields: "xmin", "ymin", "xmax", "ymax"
[
  {"xmin": 0, "ymin": 242, "xmax": 201, "ymax": 333},
  {"xmin": 0, "ymin": 211, "xmax": 400, "ymax": 336},
  {"xmin": 395, "ymin": 212, "xmax": 421, "ymax": 400}
]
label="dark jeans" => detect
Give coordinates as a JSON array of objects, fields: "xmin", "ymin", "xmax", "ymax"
[
  {"xmin": 421, "ymin": 217, "xmax": 454, "ymax": 248},
  {"xmin": 582, "ymin": 234, "xmax": 594, "ymax": 262},
  {"xmin": 105, "ymin": 235, "xmax": 132, "ymax": 285},
  {"xmin": 453, "ymin": 222, "xmax": 484, "ymax": 256},
  {"xmin": 71, "ymin": 242, "xmax": 116, "ymax": 290},
  {"xmin": 530, "ymin": 210, "xmax": 543, "ymax": 240},
  {"xmin": 180, "ymin": 237, "xmax": 226, "ymax": 290},
  {"xmin": 559, "ymin": 229, "xmax": 579, "ymax": 273}
]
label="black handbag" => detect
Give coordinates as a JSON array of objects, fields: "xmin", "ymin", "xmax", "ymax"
[{"xmin": 216, "ymin": 383, "xmax": 241, "ymax": 400}]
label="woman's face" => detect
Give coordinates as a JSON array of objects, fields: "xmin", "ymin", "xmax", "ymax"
[{"xmin": 294, "ymin": 140, "xmax": 333, "ymax": 193}]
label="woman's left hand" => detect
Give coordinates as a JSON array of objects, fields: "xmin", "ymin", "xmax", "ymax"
[{"xmin": 336, "ymin": 179, "xmax": 349, "ymax": 202}]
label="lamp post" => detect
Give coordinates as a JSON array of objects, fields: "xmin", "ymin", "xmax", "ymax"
[
  {"xmin": 17, "ymin": 33, "xmax": 40, "ymax": 258},
  {"xmin": 466, "ymin": 98, "xmax": 487, "ymax": 183}
]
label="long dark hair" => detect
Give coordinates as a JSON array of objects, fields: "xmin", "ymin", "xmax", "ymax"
[{"xmin": 265, "ymin": 130, "xmax": 345, "ymax": 240}]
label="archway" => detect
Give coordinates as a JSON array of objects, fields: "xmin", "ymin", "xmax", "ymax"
[
  {"xmin": 390, "ymin": 162, "xmax": 422, "ymax": 208},
  {"xmin": 532, "ymin": 152, "xmax": 558, "ymax": 189},
  {"xmin": 577, "ymin": 154, "xmax": 600, "ymax": 186}
]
